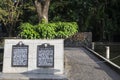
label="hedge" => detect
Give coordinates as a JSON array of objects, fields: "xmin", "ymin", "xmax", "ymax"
[{"xmin": 18, "ymin": 22, "xmax": 78, "ymax": 39}]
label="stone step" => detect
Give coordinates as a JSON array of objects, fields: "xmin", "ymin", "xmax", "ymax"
[{"xmin": 0, "ymin": 73, "xmax": 67, "ymax": 80}]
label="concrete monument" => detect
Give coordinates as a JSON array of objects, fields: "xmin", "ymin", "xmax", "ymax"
[{"xmin": 3, "ymin": 39, "xmax": 64, "ymax": 74}]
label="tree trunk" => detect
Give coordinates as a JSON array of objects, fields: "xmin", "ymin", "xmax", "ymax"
[{"xmin": 34, "ymin": 0, "xmax": 50, "ymax": 23}]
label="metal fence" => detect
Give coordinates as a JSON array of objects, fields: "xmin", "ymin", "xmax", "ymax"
[{"xmin": 93, "ymin": 42, "xmax": 120, "ymax": 66}]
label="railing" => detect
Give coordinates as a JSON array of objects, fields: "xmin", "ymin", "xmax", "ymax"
[{"xmin": 92, "ymin": 42, "xmax": 120, "ymax": 66}]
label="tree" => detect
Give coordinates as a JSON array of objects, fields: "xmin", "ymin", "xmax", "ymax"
[
  {"xmin": 49, "ymin": 0, "xmax": 120, "ymax": 41},
  {"xmin": 33, "ymin": 0, "xmax": 51, "ymax": 23},
  {"xmin": 0, "ymin": 0, "xmax": 23, "ymax": 37},
  {"xmin": 0, "ymin": 0, "xmax": 51, "ymax": 37}
]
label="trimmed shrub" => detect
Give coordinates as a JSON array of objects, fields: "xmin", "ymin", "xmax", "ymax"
[
  {"xmin": 55, "ymin": 22, "xmax": 78, "ymax": 38},
  {"xmin": 18, "ymin": 23, "xmax": 40, "ymax": 39},
  {"xmin": 35, "ymin": 23, "xmax": 56, "ymax": 39},
  {"xmin": 18, "ymin": 22, "xmax": 78, "ymax": 39}
]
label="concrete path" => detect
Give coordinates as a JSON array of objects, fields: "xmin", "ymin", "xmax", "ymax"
[
  {"xmin": 0, "ymin": 47, "xmax": 120, "ymax": 80},
  {"xmin": 64, "ymin": 47, "xmax": 120, "ymax": 80}
]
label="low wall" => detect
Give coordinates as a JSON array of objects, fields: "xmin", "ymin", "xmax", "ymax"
[{"xmin": 64, "ymin": 32, "xmax": 92, "ymax": 47}]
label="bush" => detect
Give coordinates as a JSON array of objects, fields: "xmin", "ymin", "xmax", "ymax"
[
  {"xmin": 18, "ymin": 22, "xmax": 78, "ymax": 39},
  {"xmin": 18, "ymin": 23, "xmax": 40, "ymax": 39},
  {"xmin": 35, "ymin": 23, "xmax": 56, "ymax": 39},
  {"xmin": 55, "ymin": 22, "xmax": 78, "ymax": 38}
]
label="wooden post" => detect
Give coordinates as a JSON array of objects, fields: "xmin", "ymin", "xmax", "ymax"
[{"xmin": 106, "ymin": 46, "xmax": 110, "ymax": 60}]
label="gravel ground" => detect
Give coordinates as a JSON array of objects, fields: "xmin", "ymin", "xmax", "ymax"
[{"xmin": 64, "ymin": 47, "xmax": 120, "ymax": 80}]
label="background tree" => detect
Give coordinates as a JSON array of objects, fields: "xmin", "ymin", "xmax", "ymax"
[
  {"xmin": 33, "ymin": 0, "xmax": 51, "ymax": 23},
  {"xmin": 0, "ymin": 0, "xmax": 23, "ymax": 37},
  {"xmin": 20, "ymin": 0, "xmax": 50, "ymax": 24},
  {"xmin": 20, "ymin": 0, "xmax": 38, "ymax": 24},
  {"xmin": 0, "ymin": 0, "xmax": 120, "ymax": 41},
  {"xmin": 49, "ymin": 0, "xmax": 120, "ymax": 42}
]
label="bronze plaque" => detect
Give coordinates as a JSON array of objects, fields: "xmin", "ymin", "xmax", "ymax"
[
  {"xmin": 37, "ymin": 43, "xmax": 54, "ymax": 67},
  {"xmin": 12, "ymin": 41, "xmax": 28, "ymax": 67}
]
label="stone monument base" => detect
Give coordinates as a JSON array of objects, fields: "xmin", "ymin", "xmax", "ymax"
[{"xmin": 0, "ymin": 73, "xmax": 67, "ymax": 80}]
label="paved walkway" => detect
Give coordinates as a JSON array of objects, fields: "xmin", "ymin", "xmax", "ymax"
[
  {"xmin": 64, "ymin": 47, "xmax": 120, "ymax": 80},
  {"xmin": 0, "ymin": 47, "xmax": 120, "ymax": 80}
]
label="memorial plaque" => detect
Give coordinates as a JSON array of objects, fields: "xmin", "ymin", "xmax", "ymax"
[
  {"xmin": 37, "ymin": 43, "xmax": 54, "ymax": 67},
  {"xmin": 12, "ymin": 41, "xmax": 28, "ymax": 67}
]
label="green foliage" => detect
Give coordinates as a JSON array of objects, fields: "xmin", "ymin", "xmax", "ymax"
[
  {"xmin": 35, "ymin": 23, "xmax": 56, "ymax": 39},
  {"xmin": 0, "ymin": 0, "xmax": 23, "ymax": 36},
  {"xmin": 20, "ymin": 0, "xmax": 38, "ymax": 24},
  {"xmin": 18, "ymin": 22, "xmax": 78, "ymax": 39},
  {"xmin": 49, "ymin": 0, "xmax": 120, "ymax": 41},
  {"xmin": 55, "ymin": 22, "xmax": 78, "ymax": 38},
  {"xmin": 1, "ymin": 0, "xmax": 119, "ymax": 41},
  {"xmin": 41, "ymin": 19, "xmax": 48, "ymax": 24},
  {"xmin": 19, "ymin": 23, "xmax": 40, "ymax": 39}
]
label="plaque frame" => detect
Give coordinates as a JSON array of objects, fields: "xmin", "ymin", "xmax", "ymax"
[
  {"xmin": 37, "ymin": 43, "xmax": 54, "ymax": 68},
  {"xmin": 11, "ymin": 41, "xmax": 29, "ymax": 67}
]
